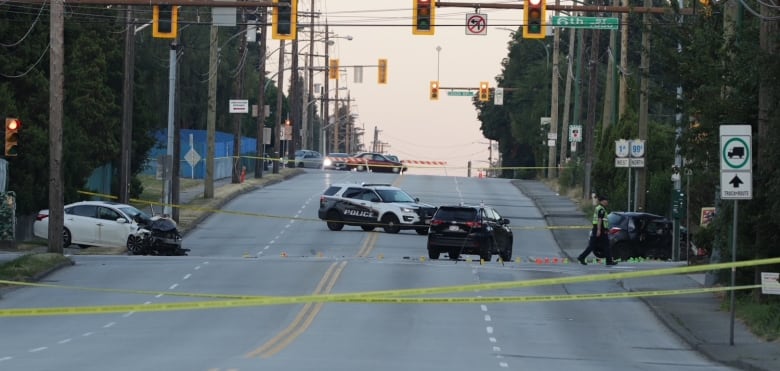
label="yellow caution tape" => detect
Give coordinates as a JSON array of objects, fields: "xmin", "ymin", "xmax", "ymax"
[{"xmin": 0, "ymin": 258, "xmax": 776, "ymax": 317}]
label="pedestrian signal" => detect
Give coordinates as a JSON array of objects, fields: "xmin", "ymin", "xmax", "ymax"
[
  {"xmin": 478, "ymin": 81, "xmax": 490, "ymax": 102},
  {"xmin": 5, "ymin": 117, "xmax": 20, "ymax": 157},
  {"xmin": 329, "ymin": 59, "xmax": 339, "ymax": 80},
  {"xmin": 152, "ymin": 5, "xmax": 178, "ymax": 39},
  {"xmin": 413, "ymin": 0, "xmax": 436, "ymax": 35},
  {"xmin": 429, "ymin": 81, "xmax": 439, "ymax": 101},
  {"xmin": 272, "ymin": 0, "xmax": 297, "ymax": 40},
  {"xmin": 523, "ymin": 0, "xmax": 546, "ymax": 39},
  {"xmin": 378, "ymin": 59, "xmax": 388, "ymax": 84}
]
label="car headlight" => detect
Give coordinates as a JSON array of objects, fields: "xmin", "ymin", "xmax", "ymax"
[
  {"xmin": 400, "ymin": 207, "xmax": 415, "ymax": 213},
  {"xmin": 323, "ymin": 159, "xmax": 332, "ymax": 166}
]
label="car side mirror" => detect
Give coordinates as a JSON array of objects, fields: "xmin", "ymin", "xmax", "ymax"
[
  {"xmin": 116, "ymin": 218, "xmax": 128, "ymax": 224},
  {"xmin": 415, "ymin": 197, "xmax": 420, "ymax": 202},
  {"xmin": 502, "ymin": 218, "xmax": 510, "ymax": 225}
]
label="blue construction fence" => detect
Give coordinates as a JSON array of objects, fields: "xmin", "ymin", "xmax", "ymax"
[{"xmin": 144, "ymin": 129, "xmax": 264, "ymax": 180}]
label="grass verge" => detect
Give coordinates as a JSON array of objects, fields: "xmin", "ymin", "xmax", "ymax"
[
  {"xmin": 0, "ymin": 253, "xmax": 73, "ymax": 288},
  {"xmin": 734, "ymin": 295, "xmax": 780, "ymax": 341}
]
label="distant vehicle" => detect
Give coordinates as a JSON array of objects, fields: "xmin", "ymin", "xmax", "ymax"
[
  {"xmin": 593, "ymin": 212, "xmax": 689, "ymax": 261},
  {"xmin": 349, "ymin": 152, "xmax": 406, "ymax": 173},
  {"xmin": 427, "ymin": 204, "xmax": 513, "ymax": 262},
  {"xmin": 294, "ymin": 149, "xmax": 324, "ymax": 169},
  {"xmin": 33, "ymin": 201, "xmax": 152, "ymax": 249},
  {"xmin": 323, "ymin": 152, "xmax": 351, "ymax": 171},
  {"xmin": 318, "ymin": 182, "xmax": 436, "ymax": 234},
  {"xmin": 385, "ymin": 154, "xmax": 400, "ymax": 162}
]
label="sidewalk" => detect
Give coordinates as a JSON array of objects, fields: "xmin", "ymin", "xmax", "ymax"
[{"xmin": 512, "ymin": 179, "xmax": 779, "ymax": 371}]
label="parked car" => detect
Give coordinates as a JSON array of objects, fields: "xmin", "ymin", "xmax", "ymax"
[
  {"xmin": 427, "ymin": 203, "xmax": 513, "ymax": 262},
  {"xmin": 294, "ymin": 149, "xmax": 324, "ymax": 169},
  {"xmin": 33, "ymin": 200, "xmax": 152, "ymax": 249},
  {"xmin": 593, "ymin": 212, "xmax": 689, "ymax": 261},
  {"xmin": 323, "ymin": 152, "xmax": 351, "ymax": 170},
  {"xmin": 349, "ymin": 152, "xmax": 406, "ymax": 173}
]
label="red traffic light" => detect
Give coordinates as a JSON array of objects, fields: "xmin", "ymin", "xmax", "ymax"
[{"xmin": 6, "ymin": 119, "xmax": 18, "ymax": 131}]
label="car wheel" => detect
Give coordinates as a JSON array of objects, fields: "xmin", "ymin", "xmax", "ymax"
[
  {"xmin": 427, "ymin": 242, "xmax": 440, "ymax": 260},
  {"xmin": 612, "ymin": 242, "xmax": 633, "ymax": 261},
  {"xmin": 297, "ymin": 162, "xmax": 304, "ymax": 168},
  {"xmin": 382, "ymin": 214, "xmax": 401, "ymax": 234},
  {"xmin": 127, "ymin": 235, "xmax": 144, "ymax": 255},
  {"xmin": 361, "ymin": 225, "xmax": 375, "ymax": 231},
  {"xmin": 326, "ymin": 211, "xmax": 345, "ymax": 231},
  {"xmin": 448, "ymin": 248, "xmax": 460, "ymax": 260},
  {"xmin": 356, "ymin": 165, "xmax": 365, "ymax": 172},
  {"xmin": 415, "ymin": 228, "xmax": 428, "ymax": 235},
  {"xmin": 392, "ymin": 166, "xmax": 400, "ymax": 173},
  {"xmin": 63, "ymin": 228, "xmax": 72, "ymax": 248},
  {"xmin": 499, "ymin": 239, "xmax": 513, "ymax": 261}
]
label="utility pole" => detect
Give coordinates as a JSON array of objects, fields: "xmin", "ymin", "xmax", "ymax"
[
  {"xmin": 548, "ymin": 0, "xmax": 561, "ymax": 178},
  {"xmin": 619, "ymin": 0, "xmax": 629, "ymax": 119},
  {"xmin": 288, "ymin": 28, "xmax": 299, "ymax": 164},
  {"xmin": 333, "ymin": 74, "xmax": 340, "ymax": 152},
  {"xmin": 306, "ymin": 0, "xmax": 315, "ymax": 150},
  {"xmin": 346, "ymin": 91, "xmax": 352, "ymax": 153},
  {"xmin": 560, "ymin": 27, "xmax": 575, "ymax": 172},
  {"xmin": 273, "ymin": 39, "xmax": 285, "ymax": 173},
  {"xmin": 162, "ymin": 40, "xmax": 177, "ymax": 215},
  {"xmin": 323, "ymin": 23, "xmax": 330, "ymax": 154},
  {"xmin": 636, "ymin": 0, "xmax": 652, "ymax": 211},
  {"xmin": 48, "ymin": 0, "xmax": 64, "ymax": 254},
  {"xmin": 232, "ymin": 7, "xmax": 247, "ymax": 184},
  {"xmin": 583, "ymin": 28, "xmax": 601, "ymax": 199},
  {"xmin": 119, "ymin": 5, "xmax": 135, "ymax": 204},
  {"xmin": 255, "ymin": 7, "xmax": 267, "ymax": 179},
  {"xmin": 205, "ymin": 23, "xmax": 218, "ymax": 198}
]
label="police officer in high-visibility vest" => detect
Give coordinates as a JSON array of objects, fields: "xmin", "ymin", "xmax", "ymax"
[{"xmin": 578, "ymin": 195, "xmax": 617, "ymax": 265}]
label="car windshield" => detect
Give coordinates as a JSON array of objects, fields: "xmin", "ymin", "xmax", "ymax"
[
  {"xmin": 375, "ymin": 189, "xmax": 416, "ymax": 203},
  {"xmin": 118, "ymin": 205, "xmax": 152, "ymax": 222}
]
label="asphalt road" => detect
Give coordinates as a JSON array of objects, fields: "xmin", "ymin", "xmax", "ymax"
[{"xmin": 0, "ymin": 170, "xmax": 737, "ymax": 370}]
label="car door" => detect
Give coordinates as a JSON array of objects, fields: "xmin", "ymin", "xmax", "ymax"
[
  {"xmin": 97, "ymin": 206, "xmax": 133, "ymax": 247},
  {"xmin": 340, "ymin": 187, "xmax": 379, "ymax": 224},
  {"xmin": 485, "ymin": 208, "xmax": 509, "ymax": 248},
  {"xmin": 65, "ymin": 205, "xmax": 99, "ymax": 245}
]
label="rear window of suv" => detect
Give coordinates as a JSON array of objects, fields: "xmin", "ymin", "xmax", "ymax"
[
  {"xmin": 434, "ymin": 207, "xmax": 477, "ymax": 221},
  {"xmin": 323, "ymin": 186, "xmax": 342, "ymax": 196}
]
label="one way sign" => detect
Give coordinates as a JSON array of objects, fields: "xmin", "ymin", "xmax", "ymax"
[{"xmin": 721, "ymin": 172, "xmax": 752, "ymax": 199}]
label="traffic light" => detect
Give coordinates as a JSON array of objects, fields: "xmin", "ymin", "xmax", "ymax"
[
  {"xmin": 413, "ymin": 0, "xmax": 436, "ymax": 35},
  {"xmin": 272, "ymin": 0, "xmax": 297, "ymax": 40},
  {"xmin": 429, "ymin": 81, "xmax": 439, "ymax": 101},
  {"xmin": 523, "ymin": 0, "xmax": 546, "ymax": 39},
  {"xmin": 478, "ymin": 81, "xmax": 490, "ymax": 102},
  {"xmin": 4, "ymin": 117, "xmax": 20, "ymax": 157},
  {"xmin": 377, "ymin": 59, "xmax": 388, "ymax": 84},
  {"xmin": 152, "ymin": 5, "xmax": 178, "ymax": 39},
  {"xmin": 329, "ymin": 59, "xmax": 339, "ymax": 80}
]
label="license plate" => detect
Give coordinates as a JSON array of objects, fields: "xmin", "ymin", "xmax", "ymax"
[{"xmin": 448, "ymin": 225, "xmax": 460, "ymax": 231}]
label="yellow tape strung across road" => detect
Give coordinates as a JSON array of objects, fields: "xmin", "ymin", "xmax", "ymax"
[
  {"xmin": 0, "ymin": 258, "xmax": 777, "ymax": 317},
  {"xmin": 0, "ymin": 280, "xmax": 269, "ymax": 300},
  {"xmin": 0, "ymin": 284, "xmax": 761, "ymax": 317}
]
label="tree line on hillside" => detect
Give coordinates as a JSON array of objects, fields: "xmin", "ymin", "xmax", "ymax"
[{"xmin": 475, "ymin": 3, "xmax": 779, "ymax": 294}]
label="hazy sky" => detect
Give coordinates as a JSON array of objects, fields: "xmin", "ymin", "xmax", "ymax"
[{"xmin": 266, "ymin": 1, "xmax": 527, "ymax": 177}]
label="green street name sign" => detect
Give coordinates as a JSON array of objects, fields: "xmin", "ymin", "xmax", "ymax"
[
  {"xmin": 447, "ymin": 91, "xmax": 475, "ymax": 96},
  {"xmin": 551, "ymin": 16, "xmax": 619, "ymax": 30}
]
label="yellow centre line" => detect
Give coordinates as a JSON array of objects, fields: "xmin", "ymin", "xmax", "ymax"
[{"xmin": 246, "ymin": 260, "xmax": 348, "ymax": 358}]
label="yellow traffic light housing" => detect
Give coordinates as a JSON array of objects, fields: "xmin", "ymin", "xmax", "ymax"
[
  {"xmin": 413, "ymin": 0, "xmax": 436, "ymax": 35},
  {"xmin": 152, "ymin": 5, "xmax": 178, "ymax": 39},
  {"xmin": 429, "ymin": 81, "xmax": 439, "ymax": 101},
  {"xmin": 5, "ymin": 117, "xmax": 20, "ymax": 157},
  {"xmin": 329, "ymin": 59, "xmax": 339, "ymax": 80},
  {"xmin": 378, "ymin": 59, "xmax": 388, "ymax": 84},
  {"xmin": 272, "ymin": 0, "xmax": 297, "ymax": 40},
  {"xmin": 523, "ymin": 0, "xmax": 546, "ymax": 39},
  {"xmin": 478, "ymin": 81, "xmax": 490, "ymax": 102}
]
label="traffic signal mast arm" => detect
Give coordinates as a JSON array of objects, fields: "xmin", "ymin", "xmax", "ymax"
[{"xmin": 435, "ymin": 1, "xmax": 698, "ymax": 15}]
